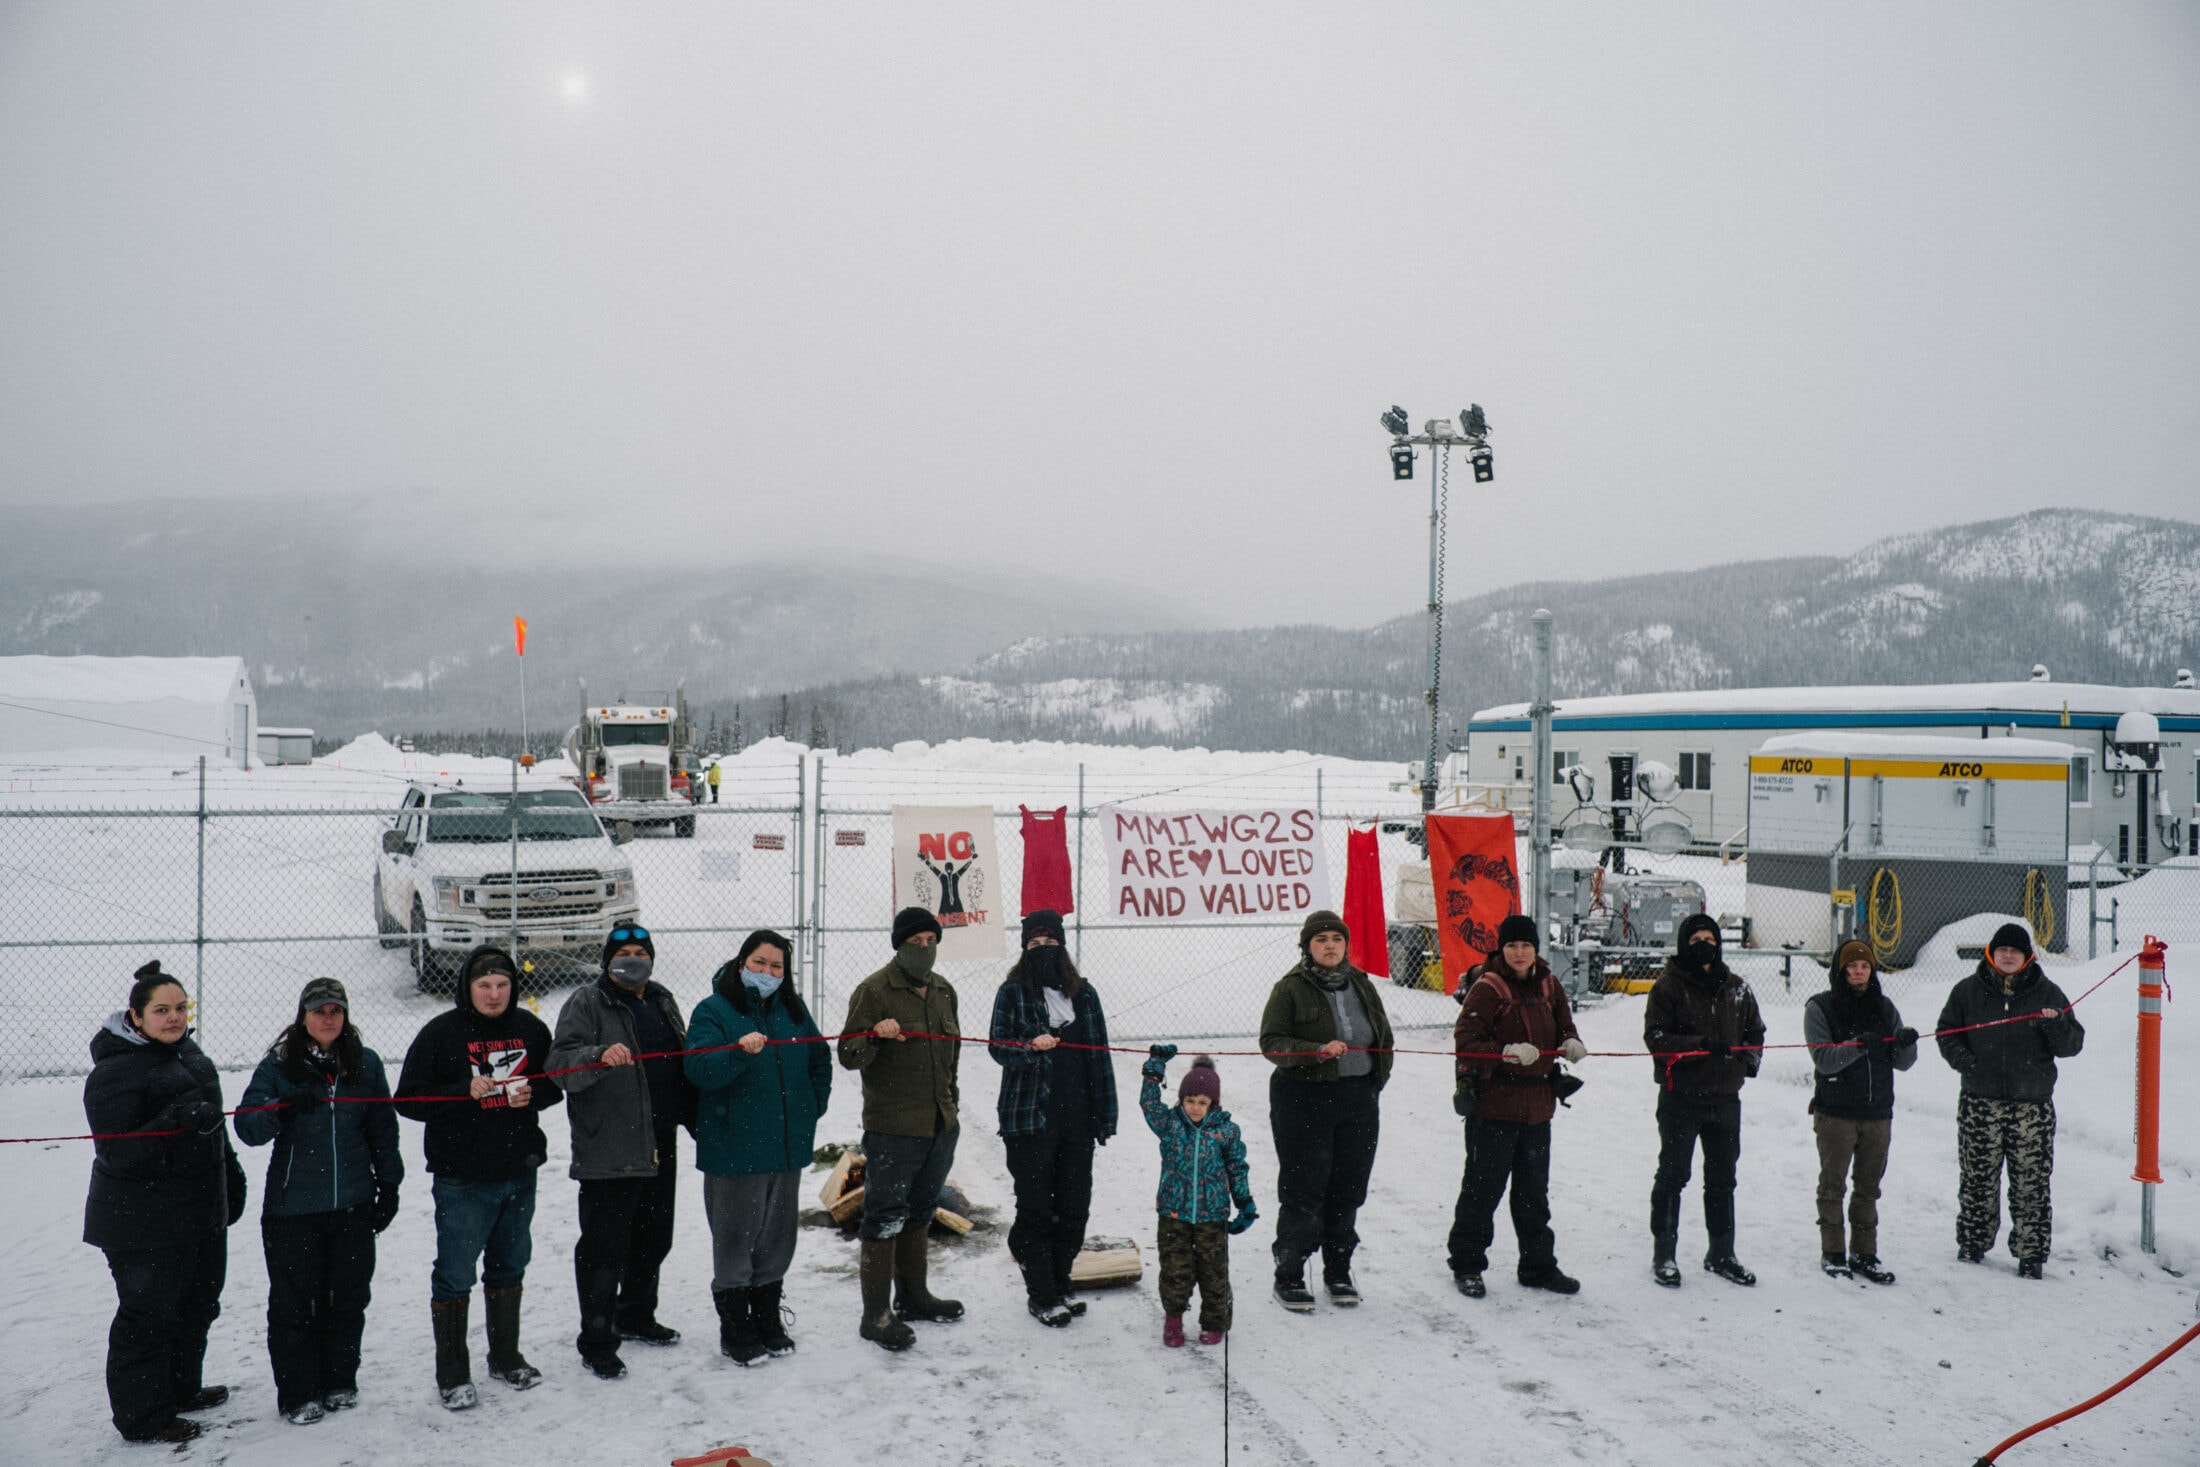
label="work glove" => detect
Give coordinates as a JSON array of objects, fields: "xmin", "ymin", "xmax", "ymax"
[
  {"xmin": 1228, "ymin": 1202, "xmax": 1259, "ymax": 1236},
  {"xmin": 167, "ymin": 1099, "xmax": 224, "ymax": 1136},
  {"xmin": 372, "ymin": 1184, "xmax": 402, "ymax": 1234},
  {"xmin": 1703, "ymin": 1039, "xmax": 1733, "ymax": 1061},
  {"xmin": 226, "ymin": 1153, "xmax": 248, "ymax": 1227},
  {"xmin": 1148, "ymin": 1043, "xmax": 1178, "ymax": 1063},
  {"xmin": 1452, "ymin": 1083, "xmax": 1477, "ymax": 1120},
  {"xmin": 1891, "ymin": 1027, "xmax": 1919, "ymax": 1048},
  {"xmin": 1560, "ymin": 1038, "xmax": 1588, "ymax": 1063},
  {"xmin": 1502, "ymin": 1042, "xmax": 1541, "ymax": 1067}
]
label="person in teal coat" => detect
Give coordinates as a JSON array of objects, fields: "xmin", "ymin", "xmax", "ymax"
[{"xmin": 685, "ymin": 929, "xmax": 831, "ymax": 1365}]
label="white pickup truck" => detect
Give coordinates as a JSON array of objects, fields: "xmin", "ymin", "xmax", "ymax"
[{"xmin": 374, "ymin": 780, "xmax": 642, "ymax": 991}]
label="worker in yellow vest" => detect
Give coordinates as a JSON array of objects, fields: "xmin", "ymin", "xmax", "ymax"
[{"xmin": 706, "ymin": 761, "xmax": 721, "ymax": 804}]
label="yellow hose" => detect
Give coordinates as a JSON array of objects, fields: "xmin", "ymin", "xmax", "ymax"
[
  {"xmin": 1867, "ymin": 867, "xmax": 1903, "ymax": 970},
  {"xmin": 2024, "ymin": 868, "xmax": 2057, "ymax": 950}
]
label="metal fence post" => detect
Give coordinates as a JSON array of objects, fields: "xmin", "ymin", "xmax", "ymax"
[
  {"xmin": 1074, "ymin": 762, "xmax": 1085, "ymax": 966},
  {"xmin": 195, "ymin": 756, "xmax": 207, "ymax": 1046},
  {"xmin": 1529, "ymin": 608, "xmax": 1553, "ymax": 930},
  {"xmin": 2089, "ymin": 847, "xmax": 2102, "ymax": 960},
  {"xmin": 1827, "ymin": 845, "xmax": 1841, "ymax": 960},
  {"xmin": 794, "ymin": 754, "xmax": 809, "ymax": 1005},
  {"xmin": 811, "ymin": 755, "xmax": 829, "ymax": 1016},
  {"xmin": 508, "ymin": 753, "xmax": 521, "ymax": 958}
]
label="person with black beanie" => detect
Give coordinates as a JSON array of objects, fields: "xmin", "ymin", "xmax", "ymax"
[
  {"xmin": 1258, "ymin": 909, "xmax": 1394, "ymax": 1312},
  {"xmin": 548, "ymin": 924, "xmax": 697, "ymax": 1378},
  {"xmin": 1935, "ymin": 922, "xmax": 2084, "ymax": 1279},
  {"xmin": 1643, "ymin": 913, "xmax": 1766, "ymax": 1288},
  {"xmin": 1446, "ymin": 913, "xmax": 1588, "ymax": 1299},
  {"xmin": 394, "ymin": 945, "xmax": 561, "ymax": 1409},
  {"xmin": 1803, "ymin": 941, "xmax": 1918, "ymax": 1283},
  {"xmin": 987, "ymin": 909, "xmax": 1119, "ymax": 1326},
  {"xmin": 235, "ymin": 977, "xmax": 404, "ymax": 1423},
  {"xmin": 838, "ymin": 906, "xmax": 964, "ymax": 1351},
  {"xmin": 686, "ymin": 928, "xmax": 832, "ymax": 1365},
  {"xmin": 82, "ymin": 960, "xmax": 247, "ymax": 1445}
]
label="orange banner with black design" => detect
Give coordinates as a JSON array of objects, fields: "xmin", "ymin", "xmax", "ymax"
[{"xmin": 1425, "ymin": 812, "xmax": 1522, "ymax": 995}]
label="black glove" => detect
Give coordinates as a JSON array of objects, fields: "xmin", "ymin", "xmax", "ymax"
[
  {"xmin": 288, "ymin": 1086, "xmax": 329, "ymax": 1118},
  {"xmin": 226, "ymin": 1153, "xmax": 248, "ymax": 1227},
  {"xmin": 1892, "ymin": 1027, "xmax": 1919, "ymax": 1048},
  {"xmin": 372, "ymin": 1184, "xmax": 401, "ymax": 1234},
  {"xmin": 1703, "ymin": 1039, "xmax": 1733, "ymax": 1061},
  {"xmin": 1452, "ymin": 1083, "xmax": 1477, "ymax": 1120},
  {"xmin": 167, "ymin": 1099, "xmax": 224, "ymax": 1136},
  {"xmin": 1148, "ymin": 1043, "xmax": 1178, "ymax": 1063}
]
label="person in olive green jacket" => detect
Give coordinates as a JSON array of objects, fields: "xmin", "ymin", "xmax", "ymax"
[
  {"xmin": 685, "ymin": 929, "xmax": 829, "ymax": 1365},
  {"xmin": 1259, "ymin": 910, "xmax": 1394, "ymax": 1313},
  {"xmin": 837, "ymin": 908, "xmax": 964, "ymax": 1352}
]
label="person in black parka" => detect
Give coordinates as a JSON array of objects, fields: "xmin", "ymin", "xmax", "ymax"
[
  {"xmin": 82, "ymin": 961, "xmax": 246, "ymax": 1445},
  {"xmin": 235, "ymin": 977, "xmax": 404, "ymax": 1424}
]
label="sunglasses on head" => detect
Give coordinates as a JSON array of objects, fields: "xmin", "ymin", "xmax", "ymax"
[{"xmin": 610, "ymin": 926, "xmax": 651, "ymax": 944}]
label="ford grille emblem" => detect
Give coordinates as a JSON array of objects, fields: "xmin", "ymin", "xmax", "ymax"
[{"xmin": 529, "ymin": 886, "xmax": 563, "ymax": 904}]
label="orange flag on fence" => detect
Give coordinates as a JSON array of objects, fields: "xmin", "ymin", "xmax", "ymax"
[
  {"xmin": 514, "ymin": 617, "xmax": 529, "ymax": 657},
  {"xmin": 1425, "ymin": 812, "xmax": 1523, "ymax": 995}
]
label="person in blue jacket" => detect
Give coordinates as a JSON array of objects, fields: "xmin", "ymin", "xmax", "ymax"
[
  {"xmin": 236, "ymin": 978, "xmax": 404, "ymax": 1424},
  {"xmin": 685, "ymin": 929, "xmax": 831, "ymax": 1365},
  {"xmin": 1141, "ymin": 1045, "xmax": 1256, "ymax": 1348}
]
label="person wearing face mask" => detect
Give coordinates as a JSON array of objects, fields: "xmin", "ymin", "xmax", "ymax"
[
  {"xmin": 838, "ymin": 907, "xmax": 964, "ymax": 1351},
  {"xmin": 1446, "ymin": 914, "xmax": 1588, "ymax": 1300},
  {"xmin": 83, "ymin": 960, "xmax": 247, "ymax": 1445},
  {"xmin": 548, "ymin": 925, "xmax": 697, "ymax": 1378},
  {"xmin": 685, "ymin": 929, "xmax": 831, "ymax": 1365},
  {"xmin": 1935, "ymin": 922, "xmax": 2084, "ymax": 1279},
  {"xmin": 1643, "ymin": 913, "xmax": 1766, "ymax": 1289},
  {"xmin": 1803, "ymin": 942, "xmax": 1919, "ymax": 1284},
  {"xmin": 1259, "ymin": 909, "xmax": 1394, "ymax": 1313},
  {"xmin": 235, "ymin": 978, "xmax": 404, "ymax": 1424},
  {"xmin": 987, "ymin": 909, "xmax": 1119, "ymax": 1327},
  {"xmin": 395, "ymin": 945, "xmax": 562, "ymax": 1409}
]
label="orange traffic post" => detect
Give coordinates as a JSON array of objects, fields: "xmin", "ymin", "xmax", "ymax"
[{"xmin": 2134, "ymin": 935, "xmax": 2166, "ymax": 1253}]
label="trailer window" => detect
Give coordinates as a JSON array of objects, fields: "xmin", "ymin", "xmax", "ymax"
[
  {"xmin": 2067, "ymin": 753, "xmax": 2090, "ymax": 806},
  {"xmin": 601, "ymin": 723, "xmax": 671, "ymax": 748},
  {"xmin": 1678, "ymin": 751, "xmax": 1711, "ymax": 791}
]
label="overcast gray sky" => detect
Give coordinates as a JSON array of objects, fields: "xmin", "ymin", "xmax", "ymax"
[{"xmin": 2, "ymin": 2, "xmax": 2195, "ymax": 627}]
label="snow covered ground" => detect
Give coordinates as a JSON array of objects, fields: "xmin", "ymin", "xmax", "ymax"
[{"xmin": 3, "ymin": 945, "xmax": 2195, "ymax": 1466}]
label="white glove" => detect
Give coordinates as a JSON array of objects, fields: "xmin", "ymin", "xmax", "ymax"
[
  {"xmin": 1560, "ymin": 1038, "xmax": 1588, "ymax": 1063},
  {"xmin": 1502, "ymin": 1041, "xmax": 1541, "ymax": 1066}
]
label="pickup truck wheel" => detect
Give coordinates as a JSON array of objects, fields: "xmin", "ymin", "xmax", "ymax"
[
  {"xmin": 375, "ymin": 872, "xmax": 405, "ymax": 949},
  {"xmin": 410, "ymin": 900, "xmax": 455, "ymax": 994}
]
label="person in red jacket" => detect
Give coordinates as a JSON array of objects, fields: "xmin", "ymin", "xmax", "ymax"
[{"xmin": 1445, "ymin": 915, "xmax": 1587, "ymax": 1298}]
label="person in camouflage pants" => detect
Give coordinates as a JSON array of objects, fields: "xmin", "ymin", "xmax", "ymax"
[
  {"xmin": 1157, "ymin": 1218, "xmax": 1233, "ymax": 1336},
  {"xmin": 1955, "ymin": 1095, "xmax": 2057, "ymax": 1262},
  {"xmin": 1935, "ymin": 923, "xmax": 2083, "ymax": 1279}
]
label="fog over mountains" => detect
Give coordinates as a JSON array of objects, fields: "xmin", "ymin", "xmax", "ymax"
[{"xmin": 4, "ymin": 503, "xmax": 2195, "ymax": 760}]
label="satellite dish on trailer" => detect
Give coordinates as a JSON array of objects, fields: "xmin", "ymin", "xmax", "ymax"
[{"xmin": 1641, "ymin": 820, "xmax": 1692, "ymax": 857}]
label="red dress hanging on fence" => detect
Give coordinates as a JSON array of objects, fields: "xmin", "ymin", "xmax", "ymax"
[
  {"xmin": 1344, "ymin": 824, "xmax": 1389, "ymax": 977},
  {"xmin": 1019, "ymin": 805, "xmax": 1075, "ymax": 916}
]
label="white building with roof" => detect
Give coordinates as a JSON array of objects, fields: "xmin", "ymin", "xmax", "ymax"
[
  {"xmin": 0, "ymin": 655, "xmax": 258, "ymax": 768},
  {"xmin": 1462, "ymin": 678, "xmax": 2200, "ymax": 864}
]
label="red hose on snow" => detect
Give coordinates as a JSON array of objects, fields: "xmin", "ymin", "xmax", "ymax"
[{"xmin": 1972, "ymin": 1315, "xmax": 2200, "ymax": 1464}]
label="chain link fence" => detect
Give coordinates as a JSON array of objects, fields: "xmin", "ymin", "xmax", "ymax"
[{"xmin": 0, "ymin": 753, "xmax": 1458, "ymax": 1079}]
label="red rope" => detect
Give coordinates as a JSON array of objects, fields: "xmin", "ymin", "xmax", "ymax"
[
  {"xmin": 10, "ymin": 955, "xmax": 2139, "ymax": 1146},
  {"xmin": 1973, "ymin": 1316, "xmax": 2200, "ymax": 1464}
]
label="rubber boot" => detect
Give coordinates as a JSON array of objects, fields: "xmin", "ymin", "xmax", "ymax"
[
  {"xmin": 430, "ymin": 1298, "xmax": 478, "ymax": 1410},
  {"xmin": 859, "ymin": 1238, "xmax": 916, "ymax": 1352},
  {"xmin": 575, "ymin": 1260, "xmax": 624, "ymax": 1371},
  {"xmin": 1652, "ymin": 1232, "xmax": 1681, "ymax": 1289},
  {"xmin": 483, "ymin": 1285, "xmax": 543, "ymax": 1388},
  {"xmin": 751, "ymin": 1280, "xmax": 796, "ymax": 1356},
  {"xmin": 892, "ymin": 1226, "xmax": 964, "ymax": 1322}
]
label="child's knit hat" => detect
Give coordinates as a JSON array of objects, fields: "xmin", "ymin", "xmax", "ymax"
[{"xmin": 1178, "ymin": 1055, "xmax": 1221, "ymax": 1103}]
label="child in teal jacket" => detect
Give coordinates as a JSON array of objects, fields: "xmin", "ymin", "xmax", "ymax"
[{"xmin": 1141, "ymin": 1045, "xmax": 1256, "ymax": 1345}]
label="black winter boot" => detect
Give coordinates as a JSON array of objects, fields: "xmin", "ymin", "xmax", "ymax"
[
  {"xmin": 1848, "ymin": 1254, "xmax": 1896, "ymax": 1285},
  {"xmin": 430, "ymin": 1297, "xmax": 478, "ymax": 1410},
  {"xmin": 715, "ymin": 1287, "xmax": 765, "ymax": 1366},
  {"xmin": 1272, "ymin": 1256, "xmax": 1316, "ymax": 1312},
  {"xmin": 752, "ymin": 1280, "xmax": 796, "ymax": 1356},
  {"xmin": 892, "ymin": 1227, "xmax": 964, "ymax": 1322},
  {"xmin": 1652, "ymin": 1233, "xmax": 1681, "ymax": 1289},
  {"xmin": 1703, "ymin": 1237, "xmax": 1757, "ymax": 1287},
  {"xmin": 484, "ymin": 1285, "xmax": 544, "ymax": 1388},
  {"xmin": 859, "ymin": 1238, "xmax": 916, "ymax": 1351},
  {"xmin": 1322, "ymin": 1247, "xmax": 1361, "ymax": 1306},
  {"xmin": 1519, "ymin": 1265, "xmax": 1580, "ymax": 1295}
]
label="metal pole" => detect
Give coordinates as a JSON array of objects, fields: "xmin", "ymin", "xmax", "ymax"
[
  {"xmin": 1074, "ymin": 763, "xmax": 1085, "ymax": 966},
  {"xmin": 1422, "ymin": 446, "xmax": 1444, "ymax": 813},
  {"xmin": 195, "ymin": 756, "xmax": 206, "ymax": 1046},
  {"xmin": 1316, "ymin": 767, "xmax": 1324, "ymax": 821},
  {"xmin": 793, "ymin": 753, "xmax": 808, "ymax": 1003},
  {"xmin": 2089, "ymin": 847, "xmax": 2103, "ymax": 960},
  {"xmin": 811, "ymin": 754, "xmax": 829, "ymax": 1017},
  {"xmin": 509, "ymin": 752, "xmax": 520, "ymax": 959},
  {"xmin": 1530, "ymin": 609, "xmax": 1554, "ymax": 929}
]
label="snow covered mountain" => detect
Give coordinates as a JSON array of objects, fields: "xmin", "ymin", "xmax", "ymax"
[{"xmin": 754, "ymin": 510, "xmax": 2200, "ymax": 757}]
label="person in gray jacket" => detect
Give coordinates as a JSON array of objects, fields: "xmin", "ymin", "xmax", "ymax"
[
  {"xmin": 549, "ymin": 925, "xmax": 696, "ymax": 1377},
  {"xmin": 1935, "ymin": 922, "xmax": 2083, "ymax": 1279},
  {"xmin": 1803, "ymin": 942, "xmax": 1918, "ymax": 1284}
]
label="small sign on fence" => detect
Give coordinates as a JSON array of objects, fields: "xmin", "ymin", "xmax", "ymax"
[
  {"xmin": 700, "ymin": 850, "xmax": 741, "ymax": 883},
  {"xmin": 835, "ymin": 830, "xmax": 866, "ymax": 847},
  {"xmin": 753, "ymin": 833, "xmax": 786, "ymax": 851}
]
